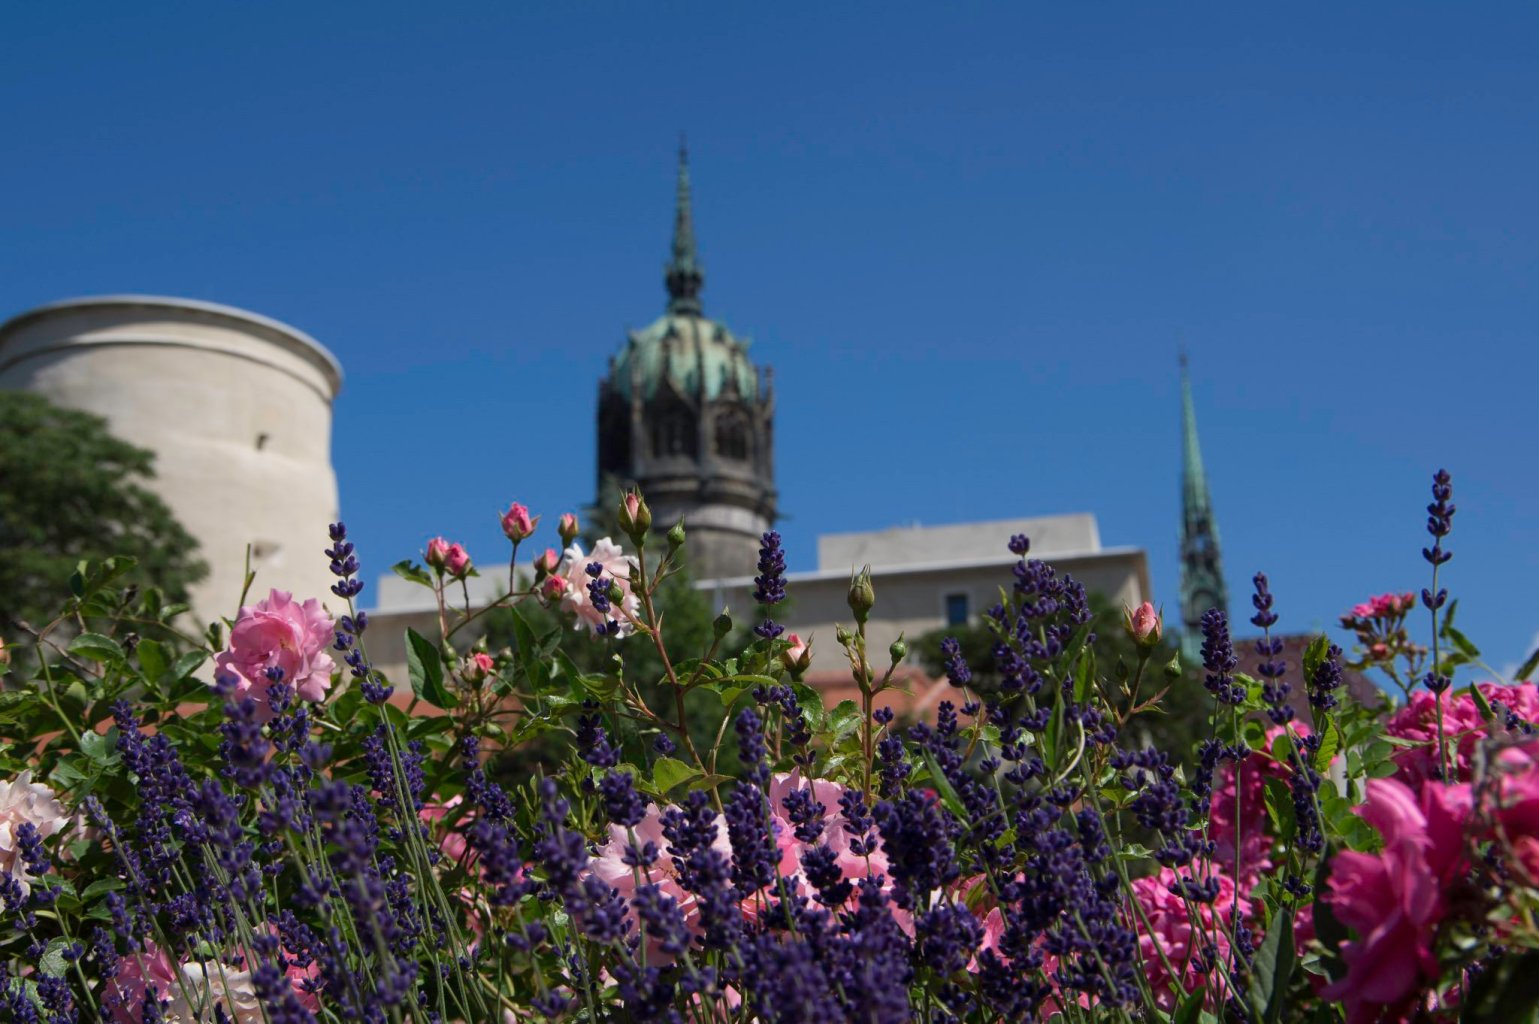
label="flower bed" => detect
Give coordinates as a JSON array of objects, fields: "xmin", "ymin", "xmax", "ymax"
[{"xmin": 1, "ymin": 470, "xmax": 1536, "ymax": 1023}]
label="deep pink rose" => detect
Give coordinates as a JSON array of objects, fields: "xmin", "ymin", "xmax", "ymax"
[
  {"xmin": 214, "ymin": 590, "xmax": 335, "ymax": 715},
  {"xmin": 444, "ymin": 543, "xmax": 472, "ymax": 578},
  {"xmin": 426, "ymin": 536, "xmax": 452, "ymax": 570},
  {"xmin": 1385, "ymin": 682, "xmax": 1539, "ymax": 784},
  {"xmin": 499, "ymin": 502, "xmax": 539, "ymax": 542},
  {"xmin": 1321, "ymin": 777, "xmax": 1470, "ymax": 1022},
  {"xmin": 1130, "ymin": 867, "xmax": 1251, "ymax": 1011}
]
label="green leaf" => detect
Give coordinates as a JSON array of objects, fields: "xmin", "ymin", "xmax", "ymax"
[
  {"xmin": 80, "ymin": 878, "xmax": 124, "ymax": 901},
  {"xmin": 136, "ymin": 638, "xmax": 169, "ymax": 681},
  {"xmin": 1515, "ymin": 644, "xmax": 1539, "ymax": 684},
  {"xmin": 1072, "ymin": 647, "xmax": 1095, "ymax": 704},
  {"xmin": 788, "ymin": 682, "xmax": 827, "ymax": 732},
  {"xmin": 1171, "ymin": 989, "xmax": 1205, "ymax": 1024},
  {"xmin": 1301, "ymin": 634, "xmax": 1330, "ymax": 682},
  {"xmin": 1261, "ymin": 776, "xmax": 1298, "ymax": 842},
  {"xmin": 391, "ymin": 559, "xmax": 435, "ymax": 588},
  {"xmin": 1469, "ymin": 683, "xmax": 1495, "ymax": 722},
  {"xmin": 1443, "ymin": 622, "xmax": 1481, "ymax": 661},
  {"xmin": 651, "ymin": 756, "xmax": 702, "ymax": 795},
  {"xmin": 1312, "ymin": 719, "xmax": 1342, "ymax": 774},
  {"xmin": 38, "ymin": 937, "xmax": 72, "ymax": 978},
  {"xmin": 171, "ymin": 650, "xmax": 208, "ymax": 681},
  {"xmin": 829, "ymin": 700, "xmax": 863, "ymax": 741},
  {"xmin": 1247, "ymin": 908, "xmax": 1294, "ymax": 1024},
  {"xmin": 920, "ymin": 750, "xmax": 969, "ymax": 823},
  {"xmin": 68, "ymin": 632, "xmax": 123, "ymax": 663},
  {"xmin": 79, "ymin": 729, "xmax": 119, "ymax": 765},
  {"xmin": 405, "ymin": 629, "xmax": 458, "ymax": 709}
]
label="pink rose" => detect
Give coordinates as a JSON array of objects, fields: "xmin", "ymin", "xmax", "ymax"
[
  {"xmin": 1130, "ymin": 867, "xmax": 1252, "ymax": 1011},
  {"xmin": 1322, "ymin": 777, "xmax": 1468, "ymax": 1022},
  {"xmin": 1209, "ymin": 724, "xmax": 1310, "ymax": 881},
  {"xmin": 499, "ymin": 502, "xmax": 539, "ymax": 542},
  {"xmin": 213, "ymin": 590, "xmax": 335, "ymax": 715},
  {"xmin": 533, "ymin": 547, "xmax": 561, "ymax": 576},
  {"xmin": 1125, "ymin": 601, "xmax": 1161, "ymax": 646},
  {"xmin": 104, "ymin": 942, "xmax": 181, "ymax": 1024},
  {"xmin": 426, "ymin": 536, "xmax": 452, "ymax": 570},
  {"xmin": 557, "ymin": 538, "xmax": 639, "ymax": 636},
  {"xmin": 0, "ymin": 771, "xmax": 69, "ymax": 897},
  {"xmin": 444, "ymin": 543, "xmax": 472, "ymax": 578},
  {"xmin": 1385, "ymin": 682, "xmax": 1539, "ymax": 784},
  {"xmin": 460, "ymin": 651, "xmax": 495, "ymax": 685},
  {"xmin": 558, "ymin": 513, "xmax": 580, "ymax": 545},
  {"xmin": 540, "ymin": 575, "xmax": 570, "ymax": 602},
  {"xmin": 780, "ymin": 633, "xmax": 812, "ymax": 674},
  {"xmin": 767, "ymin": 772, "xmax": 890, "ymax": 893}
]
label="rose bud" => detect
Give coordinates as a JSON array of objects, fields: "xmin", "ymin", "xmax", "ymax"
[
  {"xmin": 532, "ymin": 547, "xmax": 561, "ymax": 578},
  {"xmin": 847, "ymin": 566, "xmax": 875, "ymax": 625},
  {"xmin": 780, "ymin": 633, "xmax": 813, "ymax": 675},
  {"xmin": 500, "ymin": 502, "xmax": 539, "ymax": 543},
  {"xmin": 444, "ymin": 543, "xmax": 472, "ymax": 579},
  {"xmin": 425, "ymin": 537, "xmax": 451, "ymax": 571},
  {"xmin": 460, "ymin": 651, "xmax": 495, "ymax": 685},
  {"xmin": 558, "ymin": 513, "xmax": 580, "ymax": 545},
  {"xmin": 618, "ymin": 490, "xmax": 652, "ymax": 545},
  {"xmin": 1124, "ymin": 601, "xmax": 1162, "ymax": 648},
  {"xmin": 541, "ymin": 575, "xmax": 570, "ymax": 602}
]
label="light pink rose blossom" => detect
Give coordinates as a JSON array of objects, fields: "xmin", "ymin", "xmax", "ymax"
[
  {"xmin": 0, "ymin": 771, "xmax": 70, "ymax": 897},
  {"xmin": 1125, "ymin": 601, "xmax": 1161, "ymax": 645},
  {"xmin": 557, "ymin": 538, "xmax": 639, "ymax": 636},
  {"xmin": 213, "ymin": 589, "xmax": 335, "ymax": 715},
  {"xmin": 105, "ymin": 938, "xmax": 317, "ymax": 1024}
]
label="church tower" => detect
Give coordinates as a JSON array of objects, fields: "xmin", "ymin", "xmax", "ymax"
[
  {"xmin": 1179, "ymin": 353, "xmax": 1228, "ymax": 661},
  {"xmin": 595, "ymin": 143, "xmax": 777, "ymax": 580}
]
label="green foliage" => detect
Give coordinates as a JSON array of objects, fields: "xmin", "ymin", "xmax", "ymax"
[
  {"xmin": 0, "ymin": 391, "xmax": 206, "ymax": 640},
  {"xmin": 913, "ymin": 592, "xmax": 1213, "ymax": 766}
]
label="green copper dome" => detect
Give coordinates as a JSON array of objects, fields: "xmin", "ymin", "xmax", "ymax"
[{"xmin": 611, "ymin": 313, "xmax": 760, "ymax": 403}]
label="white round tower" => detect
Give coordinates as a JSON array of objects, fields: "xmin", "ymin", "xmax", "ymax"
[{"xmin": 0, "ymin": 296, "xmax": 344, "ymax": 627}]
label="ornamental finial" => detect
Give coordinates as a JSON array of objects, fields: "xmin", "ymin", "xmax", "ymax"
[{"xmin": 665, "ymin": 136, "xmax": 704, "ymax": 315}]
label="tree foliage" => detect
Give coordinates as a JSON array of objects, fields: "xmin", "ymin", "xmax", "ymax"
[{"xmin": 0, "ymin": 391, "xmax": 207, "ymax": 639}]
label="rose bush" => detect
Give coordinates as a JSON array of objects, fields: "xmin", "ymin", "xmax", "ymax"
[{"xmin": 0, "ymin": 470, "xmax": 1537, "ymax": 1022}]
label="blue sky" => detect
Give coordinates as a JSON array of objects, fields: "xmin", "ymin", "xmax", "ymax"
[{"xmin": 3, "ymin": 4, "xmax": 1537, "ymax": 677}]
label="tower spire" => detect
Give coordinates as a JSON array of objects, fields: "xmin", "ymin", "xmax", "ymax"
[
  {"xmin": 665, "ymin": 136, "xmax": 704, "ymax": 315},
  {"xmin": 1178, "ymin": 351, "xmax": 1228, "ymax": 661}
]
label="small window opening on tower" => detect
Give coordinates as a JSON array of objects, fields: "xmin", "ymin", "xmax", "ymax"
[
  {"xmin": 715, "ymin": 414, "xmax": 749, "ymax": 461},
  {"xmin": 944, "ymin": 592, "xmax": 969, "ymax": 627}
]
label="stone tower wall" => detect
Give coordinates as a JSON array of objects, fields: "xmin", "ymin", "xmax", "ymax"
[{"xmin": 0, "ymin": 296, "xmax": 343, "ymax": 628}]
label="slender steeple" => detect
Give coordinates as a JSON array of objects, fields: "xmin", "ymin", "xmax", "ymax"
[
  {"xmin": 665, "ymin": 137, "xmax": 704, "ymax": 316},
  {"xmin": 1178, "ymin": 352, "xmax": 1228, "ymax": 661}
]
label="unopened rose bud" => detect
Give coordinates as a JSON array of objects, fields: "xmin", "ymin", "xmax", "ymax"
[
  {"xmin": 889, "ymin": 636, "xmax": 907, "ymax": 665},
  {"xmin": 532, "ymin": 547, "xmax": 561, "ymax": 578},
  {"xmin": 714, "ymin": 608, "xmax": 733, "ymax": 638},
  {"xmin": 618, "ymin": 490, "xmax": 652, "ymax": 544},
  {"xmin": 444, "ymin": 543, "xmax": 472, "ymax": 579},
  {"xmin": 1162, "ymin": 652, "xmax": 1182, "ymax": 680},
  {"xmin": 558, "ymin": 513, "xmax": 580, "ymax": 545},
  {"xmin": 835, "ymin": 625, "xmax": 854, "ymax": 646},
  {"xmin": 780, "ymin": 633, "xmax": 813, "ymax": 675},
  {"xmin": 607, "ymin": 582, "xmax": 625, "ymax": 606},
  {"xmin": 847, "ymin": 566, "xmax": 875, "ymax": 625},
  {"xmin": 425, "ymin": 536, "xmax": 451, "ymax": 571},
  {"xmin": 499, "ymin": 502, "xmax": 539, "ymax": 543},
  {"xmin": 541, "ymin": 575, "xmax": 570, "ymax": 602},
  {"xmin": 667, "ymin": 519, "xmax": 686, "ymax": 551},
  {"xmin": 1124, "ymin": 601, "xmax": 1162, "ymax": 649},
  {"xmin": 460, "ymin": 651, "xmax": 495, "ymax": 685}
]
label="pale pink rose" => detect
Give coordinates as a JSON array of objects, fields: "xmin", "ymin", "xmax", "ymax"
[
  {"xmin": 557, "ymin": 512, "xmax": 580, "ymax": 544},
  {"xmin": 587, "ymin": 803, "xmax": 732, "ymax": 963},
  {"xmin": 1385, "ymin": 682, "xmax": 1539, "ymax": 784},
  {"xmin": 499, "ymin": 502, "xmax": 539, "ymax": 542},
  {"xmin": 104, "ymin": 941, "xmax": 181, "ymax": 1024},
  {"xmin": 213, "ymin": 590, "xmax": 335, "ymax": 714},
  {"xmin": 0, "ymin": 770, "xmax": 69, "ymax": 897},
  {"xmin": 557, "ymin": 538, "xmax": 640, "ymax": 636},
  {"xmin": 767, "ymin": 771, "xmax": 890, "ymax": 891}
]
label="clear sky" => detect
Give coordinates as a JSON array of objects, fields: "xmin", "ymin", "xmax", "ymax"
[{"xmin": 3, "ymin": 4, "xmax": 1537, "ymax": 678}]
